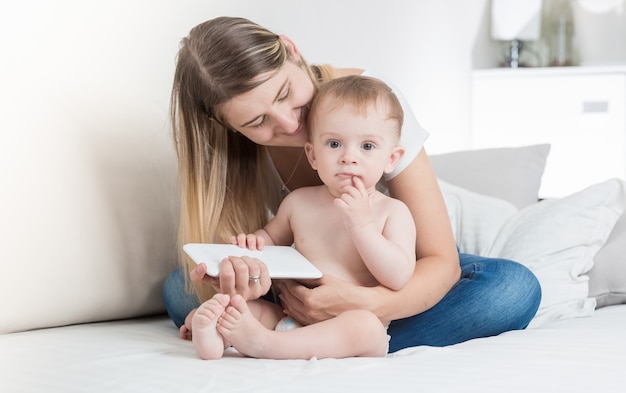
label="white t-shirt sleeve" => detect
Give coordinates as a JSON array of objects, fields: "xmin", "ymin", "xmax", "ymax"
[{"xmin": 362, "ymin": 70, "xmax": 429, "ymax": 180}]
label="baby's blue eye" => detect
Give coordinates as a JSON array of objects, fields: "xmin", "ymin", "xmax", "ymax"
[
  {"xmin": 362, "ymin": 143, "xmax": 374, "ymax": 150},
  {"xmin": 328, "ymin": 140, "xmax": 340, "ymax": 148}
]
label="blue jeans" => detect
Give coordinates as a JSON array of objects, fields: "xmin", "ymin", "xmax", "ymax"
[{"xmin": 163, "ymin": 253, "xmax": 541, "ymax": 353}]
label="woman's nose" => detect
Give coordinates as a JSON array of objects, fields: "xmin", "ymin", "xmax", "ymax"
[{"xmin": 274, "ymin": 107, "xmax": 300, "ymax": 134}]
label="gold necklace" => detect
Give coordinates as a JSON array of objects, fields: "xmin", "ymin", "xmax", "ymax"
[{"xmin": 281, "ymin": 149, "xmax": 305, "ymax": 193}]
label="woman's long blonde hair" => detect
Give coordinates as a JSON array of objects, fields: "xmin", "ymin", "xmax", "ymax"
[{"xmin": 170, "ymin": 17, "xmax": 332, "ymax": 301}]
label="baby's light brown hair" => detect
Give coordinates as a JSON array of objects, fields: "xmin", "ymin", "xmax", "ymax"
[{"xmin": 308, "ymin": 75, "xmax": 404, "ymax": 141}]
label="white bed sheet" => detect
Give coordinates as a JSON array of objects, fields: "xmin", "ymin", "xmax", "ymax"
[{"xmin": 2, "ymin": 305, "xmax": 625, "ymax": 393}]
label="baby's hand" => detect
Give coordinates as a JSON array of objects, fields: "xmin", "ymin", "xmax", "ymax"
[
  {"xmin": 333, "ymin": 176, "xmax": 374, "ymax": 232},
  {"xmin": 230, "ymin": 233, "xmax": 265, "ymax": 251}
]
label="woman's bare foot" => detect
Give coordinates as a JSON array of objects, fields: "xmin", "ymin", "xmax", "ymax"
[
  {"xmin": 191, "ymin": 293, "xmax": 230, "ymax": 360},
  {"xmin": 217, "ymin": 294, "xmax": 273, "ymax": 358}
]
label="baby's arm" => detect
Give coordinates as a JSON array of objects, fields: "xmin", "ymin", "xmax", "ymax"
[
  {"xmin": 336, "ymin": 178, "xmax": 416, "ymax": 290},
  {"xmin": 352, "ymin": 200, "xmax": 416, "ymax": 290},
  {"xmin": 230, "ymin": 193, "xmax": 297, "ymax": 250}
]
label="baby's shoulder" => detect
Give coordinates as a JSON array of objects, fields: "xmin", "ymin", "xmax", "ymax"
[
  {"xmin": 373, "ymin": 191, "xmax": 411, "ymax": 214},
  {"xmin": 283, "ymin": 185, "xmax": 326, "ymax": 204}
]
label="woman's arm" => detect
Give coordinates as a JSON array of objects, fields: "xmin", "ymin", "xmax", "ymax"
[
  {"xmin": 278, "ymin": 148, "xmax": 461, "ymax": 323},
  {"xmin": 371, "ymin": 147, "xmax": 460, "ymax": 320}
]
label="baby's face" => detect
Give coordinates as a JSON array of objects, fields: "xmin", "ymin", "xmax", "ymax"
[{"xmin": 306, "ymin": 100, "xmax": 403, "ymax": 196}]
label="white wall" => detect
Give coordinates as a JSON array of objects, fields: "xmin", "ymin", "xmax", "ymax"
[
  {"xmin": 0, "ymin": 0, "xmax": 493, "ymax": 331},
  {"xmin": 0, "ymin": 0, "xmax": 492, "ymax": 156},
  {"xmin": 211, "ymin": 0, "xmax": 492, "ymax": 153}
]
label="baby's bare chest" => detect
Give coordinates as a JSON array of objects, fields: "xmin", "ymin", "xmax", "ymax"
[{"xmin": 290, "ymin": 204, "xmax": 385, "ymax": 285}]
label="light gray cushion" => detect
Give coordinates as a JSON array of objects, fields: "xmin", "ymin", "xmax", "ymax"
[{"xmin": 430, "ymin": 144, "xmax": 550, "ymax": 209}]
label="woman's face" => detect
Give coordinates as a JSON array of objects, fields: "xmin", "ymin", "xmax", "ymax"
[{"xmin": 220, "ymin": 60, "xmax": 315, "ymax": 147}]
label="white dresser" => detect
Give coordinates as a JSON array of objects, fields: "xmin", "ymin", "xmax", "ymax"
[{"xmin": 470, "ymin": 66, "xmax": 626, "ymax": 198}]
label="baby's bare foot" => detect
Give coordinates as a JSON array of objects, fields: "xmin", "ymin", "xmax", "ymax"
[
  {"xmin": 191, "ymin": 293, "xmax": 230, "ymax": 360},
  {"xmin": 217, "ymin": 295, "xmax": 272, "ymax": 358}
]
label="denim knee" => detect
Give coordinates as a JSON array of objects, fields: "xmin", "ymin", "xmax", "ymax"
[
  {"xmin": 163, "ymin": 267, "xmax": 200, "ymax": 328},
  {"xmin": 461, "ymin": 255, "xmax": 541, "ymax": 330},
  {"xmin": 387, "ymin": 255, "xmax": 541, "ymax": 352},
  {"xmin": 503, "ymin": 260, "xmax": 542, "ymax": 329}
]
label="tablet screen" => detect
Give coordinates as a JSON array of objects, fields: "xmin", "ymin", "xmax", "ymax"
[{"xmin": 183, "ymin": 243, "xmax": 323, "ymax": 279}]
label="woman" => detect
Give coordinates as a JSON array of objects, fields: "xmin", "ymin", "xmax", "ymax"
[{"xmin": 164, "ymin": 16, "xmax": 541, "ymax": 353}]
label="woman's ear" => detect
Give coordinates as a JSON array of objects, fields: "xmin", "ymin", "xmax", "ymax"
[
  {"xmin": 279, "ymin": 35, "xmax": 301, "ymax": 60},
  {"xmin": 384, "ymin": 147, "xmax": 405, "ymax": 174},
  {"xmin": 304, "ymin": 142, "xmax": 318, "ymax": 170}
]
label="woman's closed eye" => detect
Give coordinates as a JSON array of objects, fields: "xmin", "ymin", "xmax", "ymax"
[
  {"xmin": 249, "ymin": 86, "xmax": 290, "ymax": 128},
  {"xmin": 251, "ymin": 116, "xmax": 267, "ymax": 128},
  {"xmin": 278, "ymin": 86, "xmax": 291, "ymax": 102}
]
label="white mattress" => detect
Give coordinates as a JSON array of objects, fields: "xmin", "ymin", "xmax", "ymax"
[{"xmin": 2, "ymin": 305, "xmax": 626, "ymax": 393}]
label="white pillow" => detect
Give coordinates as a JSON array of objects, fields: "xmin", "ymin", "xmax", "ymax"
[
  {"xmin": 485, "ymin": 178, "xmax": 626, "ymax": 328},
  {"xmin": 588, "ymin": 212, "xmax": 626, "ymax": 308},
  {"xmin": 439, "ymin": 180, "xmax": 518, "ymax": 256}
]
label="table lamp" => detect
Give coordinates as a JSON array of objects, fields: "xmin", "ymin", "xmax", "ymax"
[{"xmin": 491, "ymin": 0, "xmax": 543, "ymax": 67}]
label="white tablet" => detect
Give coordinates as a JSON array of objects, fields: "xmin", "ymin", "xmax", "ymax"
[{"xmin": 182, "ymin": 243, "xmax": 323, "ymax": 279}]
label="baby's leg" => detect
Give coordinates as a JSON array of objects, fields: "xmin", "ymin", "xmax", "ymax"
[
  {"xmin": 191, "ymin": 293, "xmax": 230, "ymax": 360},
  {"xmin": 218, "ymin": 295, "xmax": 388, "ymax": 359}
]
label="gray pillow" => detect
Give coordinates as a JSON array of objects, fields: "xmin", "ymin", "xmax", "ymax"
[{"xmin": 430, "ymin": 144, "xmax": 550, "ymax": 209}]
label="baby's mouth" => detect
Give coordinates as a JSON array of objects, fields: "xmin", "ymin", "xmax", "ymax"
[{"xmin": 336, "ymin": 173, "xmax": 358, "ymax": 181}]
